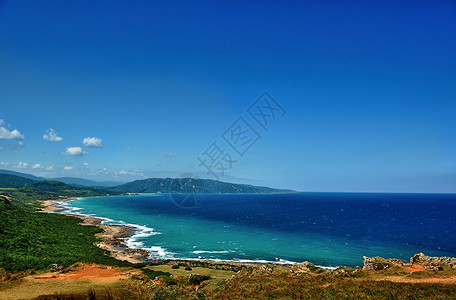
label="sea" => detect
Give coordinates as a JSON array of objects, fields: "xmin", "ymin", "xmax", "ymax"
[{"xmin": 58, "ymin": 192, "xmax": 456, "ymax": 268}]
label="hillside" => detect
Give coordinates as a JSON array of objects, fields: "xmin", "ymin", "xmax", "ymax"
[
  {"xmin": 0, "ymin": 174, "xmax": 117, "ymax": 207},
  {"xmin": 0, "ymin": 169, "xmax": 123, "ymax": 188},
  {"xmin": 0, "ymin": 170, "xmax": 293, "ymax": 194},
  {"xmin": 51, "ymin": 177, "xmax": 125, "ymax": 187},
  {"xmin": 109, "ymin": 177, "xmax": 294, "ymax": 194},
  {"xmin": 0, "ymin": 169, "xmax": 44, "ymax": 181},
  {"xmin": 0, "ymin": 174, "xmax": 34, "ymax": 188}
]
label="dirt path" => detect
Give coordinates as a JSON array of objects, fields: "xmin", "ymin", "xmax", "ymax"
[
  {"xmin": 0, "ymin": 264, "xmax": 139, "ymax": 300},
  {"xmin": 377, "ymin": 276, "xmax": 456, "ymax": 284},
  {"xmin": 34, "ymin": 264, "xmax": 124, "ymax": 280}
]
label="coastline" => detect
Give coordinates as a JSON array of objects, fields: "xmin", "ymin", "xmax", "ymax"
[
  {"xmin": 40, "ymin": 198, "xmax": 149, "ymax": 264},
  {"xmin": 39, "ymin": 198, "xmax": 304, "ymax": 268}
]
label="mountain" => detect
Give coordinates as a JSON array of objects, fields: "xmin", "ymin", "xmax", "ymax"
[
  {"xmin": 0, "ymin": 169, "xmax": 294, "ymax": 194},
  {"xmin": 0, "ymin": 174, "xmax": 35, "ymax": 188},
  {"xmin": 0, "ymin": 169, "xmax": 44, "ymax": 181},
  {"xmin": 109, "ymin": 177, "xmax": 294, "ymax": 194},
  {"xmin": 51, "ymin": 177, "xmax": 125, "ymax": 188},
  {"xmin": 0, "ymin": 170, "xmax": 123, "ymax": 187}
]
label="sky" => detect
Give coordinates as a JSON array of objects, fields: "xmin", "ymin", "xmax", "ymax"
[{"xmin": 0, "ymin": 0, "xmax": 455, "ymax": 192}]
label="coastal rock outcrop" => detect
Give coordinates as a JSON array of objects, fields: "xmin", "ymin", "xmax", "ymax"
[
  {"xmin": 362, "ymin": 256, "xmax": 393, "ymax": 271},
  {"xmin": 411, "ymin": 253, "xmax": 456, "ymax": 270},
  {"xmin": 296, "ymin": 261, "xmax": 317, "ymax": 272}
]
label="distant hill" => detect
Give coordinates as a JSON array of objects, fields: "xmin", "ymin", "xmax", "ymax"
[
  {"xmin": 52, "ymin": 177, "xmax": 125, "ymax": 187},
  {"xmin": 0, "ymin": 174, "xmax": 118, "ymax": 206},
  {"xmin": 109, "ymin": 177, "xmax": 294, "ymax": 194},
  {"xmin": 0, "ymin": 169, "xmax": 294, "ymax": 194},
  {"xmin": 0, "ymin": 174, "xmax": 35, "ymax": 188},
  {"xmin": 0, "ymin": 169, "xmax": 123, "ymax": 187},
  {"xmin": 0, "ymin": 169, "xmax": 44, "ymax": 181}
]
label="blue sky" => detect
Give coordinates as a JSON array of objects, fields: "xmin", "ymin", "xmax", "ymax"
[{"xmin": 0, "ymin": 0, "xmax": 455, "ymax": 192}]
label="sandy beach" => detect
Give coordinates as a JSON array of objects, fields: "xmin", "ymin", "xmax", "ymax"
[{"xmin": 40, "ymin": 199, "xmax": 149, "ymax": 264}]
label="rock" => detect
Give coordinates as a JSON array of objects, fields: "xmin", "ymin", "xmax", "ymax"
[
  {"xmin": 50, "ymin": 264, "xmax": 63, "ymax": 272},
  {"xmin": 296, "ymin": 261, "xmax": 317, "ymax": 272},
  {"xmin": 363, "ymin": 256, "xmax": 392, "ymax": 271},
  {"xmin": 411, "ymin": 253, "xmax": 456, "ymax": 270}
]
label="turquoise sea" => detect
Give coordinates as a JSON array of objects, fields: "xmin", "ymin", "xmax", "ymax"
[{"xmin": 60, "ymin": 193, "xmax": 456, "ymax": 268}]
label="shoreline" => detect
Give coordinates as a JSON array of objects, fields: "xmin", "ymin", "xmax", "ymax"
[
  {"xmin": 39, "ymin": 198, "xmax": 308, "ymax": 268},
  {"xmin": 41, "ymin": 198, "xmax": 149, "ymax": 264}
]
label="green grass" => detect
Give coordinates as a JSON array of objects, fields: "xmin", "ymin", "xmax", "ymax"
[
  {"xmin": 0, "ymin": 199, "xmax": 131, "ymax": 273},
  {"xmin": 147, "ymin": 264, "xmax": 236, "ymax": 280}
]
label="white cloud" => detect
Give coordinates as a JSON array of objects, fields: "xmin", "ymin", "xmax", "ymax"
[
  {"xmin": 0, "ymin": 162, "xmax": 10, "ymax": 167},
  {"xmin": 83, "ymin": 137, "xmax": 103, "ymax": 148},
  {"xmin": 32, "ymin": 164, "xmax": 43, "ymax": 169},
  {"xmin": 119, "ymin": 169, "xmax": 144, "ymax": 176},
  {"xmin": 63, "ymin": 166, "xmax": 74, "ymax": 171},
  {"xmin": 63, "ymin": 147, "xmax": 87, "ymax": 156},
  {"xmin": 46, "ymin": 166, "xmax": 54, "ymax": 171},
  {"xmin": 43, "ymin": 128, "xmax": 63, "ymax": 142},
  {"xmin": 18, "ymin": 141, "xmax": 25, "ymax": 147},
  {"xmin": 82, "ymin": 162, "xmax": 89, "ymax": 166},
  {"xmin": 0, "ymin": 126, "xmax": 24, "ymax": 140},
  {"xmin": 94, "ymin": 167, "xmax": 144, "ymax": 177},
  {"xmin": 125, "ymin": 147, "xmax": 131, "ymax": 151},
  {"xmin": 16, "ymin": 162, "xmax": 28, "ymax": 169},
  {"xmin": 167, "ymin": 152, "xmax": 175, "ymax": 157},
  {"xmin": 0, "ymin": 119, "xmax": 4, "ymax": 125}
]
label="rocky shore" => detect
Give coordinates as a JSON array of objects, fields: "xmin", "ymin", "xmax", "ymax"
[{"xmin": 363, "ymin": 253, "xmax": 456, "ymax": 271}]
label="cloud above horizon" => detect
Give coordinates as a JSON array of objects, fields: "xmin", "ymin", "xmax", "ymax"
[
  {"xmin": 0, "ymin": 126, "xmax": 24, "ymax": 140},
  {"xmin": 83, "ymin": 137, "xmax": 103, "ymax": 148},
  {"xmin": 63, "ymin": 147, "xmax": 87, "ymax": 156},
  {"xmin": 43, "ymin": 128, "xmax": 63, "ymax": 142},
  {"xmin": 16, "ymin": 162, "xmax": 28, "ymax": 169},
  {"xmin": 63, "ymin": 166, "xmax": 73, "ymax": 171}
]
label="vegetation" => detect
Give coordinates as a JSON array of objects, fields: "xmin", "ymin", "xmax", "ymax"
[
  {"xmin": 0, "ymin": 197, "xmax": 131, "ymax": 273},
  {"xmin": 110, "ymin": 177, "xmax": 294, "ymax": 194},
  {"xmin": 1, "ymin": 170, "xmax": 456, "ymax": 299},
  {"xmin": 0, "ymin": 174, "xmax": 118, "ymax": 208}
]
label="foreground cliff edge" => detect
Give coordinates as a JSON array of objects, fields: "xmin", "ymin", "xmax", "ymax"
[{"xmin": 2, "ymin": 252, "xmax": 456, "ymax": 299}]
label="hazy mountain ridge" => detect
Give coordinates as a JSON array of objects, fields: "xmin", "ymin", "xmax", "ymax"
[
  {"xmin": 0, "ymin": 170, "xmax": 123, "ymax": 188},
  {"xmin": 0, "ymin": 169, "xmax": 293, "ymax": 194},
  {"xmin": 109, "ymin": 177, "xmax": 294, "ymax": 194}
]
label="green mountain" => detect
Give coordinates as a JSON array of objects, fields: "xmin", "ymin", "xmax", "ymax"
[
  {"xmin": 0, "ymin": 169, "xmax": 294, "ymax": 195},
  {"xmin": 0, "ymin": 174, "xmax": 117, "ymax": 206},
  {"xmin": 0, "ymin": 169, "xmax": 124, "ymax": 188},
  {"xmin": 0, "ymin": 174, "xmax": 35, "ymax": 188},
  {"xmin": 0, "ymin": 169, "xmax": 44, "ymax": 181},
  {"xmin": 51, "ymin": 177, "xmax": 125, "ymax": 187},
  {"xmin": 109, "ymin": 177, "xmax": 294, "ymax": 194}
]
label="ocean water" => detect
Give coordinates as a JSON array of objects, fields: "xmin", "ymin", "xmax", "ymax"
[{"xmin": 61, "ymin": 193, "xmax": 456, "ymax": 267}]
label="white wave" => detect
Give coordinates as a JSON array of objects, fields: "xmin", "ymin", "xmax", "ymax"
[
  {"xmin": 192, "ymin": 250, "xmax": 232, "ymax": 254},
  {"xmin": 143, "ymin": 246, "xmax": 174, "ymax": 258}
]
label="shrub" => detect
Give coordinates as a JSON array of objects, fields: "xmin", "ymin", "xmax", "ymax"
[{"xmin": 189, "ymin": 274, "xmax": 211, "ymax": 285}]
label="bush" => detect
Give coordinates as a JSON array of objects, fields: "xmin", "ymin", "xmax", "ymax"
[
  {"xmin": 142, "ymin": 268, "xmax": 171, "ymax": 280},
  {"xmin": 171, "ymin": 265, "xmax": 179, "ymax": 269},
  {"xmin": 162, "ymin": 275, "xmax": 177, "ymax": 286},
  {"xmin": 185, "ymin": 266, "xmax": 192, "ymax": 271},
  {"xmin": 189, "ymin": 274, "xmax": 211, "ymax": 285}
]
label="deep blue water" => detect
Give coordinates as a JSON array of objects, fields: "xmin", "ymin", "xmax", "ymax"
[{"xmin": 64, "ymin": 193, "xmax": 456, "ymax": 267}]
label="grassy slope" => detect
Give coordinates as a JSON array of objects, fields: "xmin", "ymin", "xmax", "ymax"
[{"xmin": 0, "ymin": 198, "xmax": 131, "ymax": 273}]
